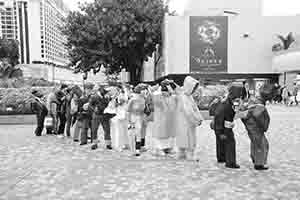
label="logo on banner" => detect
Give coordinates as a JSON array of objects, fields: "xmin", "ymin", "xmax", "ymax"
[{"xmin": 190, "ymin": 17, "xmax": 228, "ymax": 73}]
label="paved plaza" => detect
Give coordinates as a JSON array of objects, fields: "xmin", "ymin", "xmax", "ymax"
[{"xmin": 0, "ymin": 105, "xmax": 300, "ymax": 200}]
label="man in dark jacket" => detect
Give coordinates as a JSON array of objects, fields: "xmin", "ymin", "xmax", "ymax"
[
  {"xmin": 31, "ymin": 90, "xmax": 48, "ymax": 136},
  {"xmin": 57, "ymin": 84, "xmax": 68, "ymax": 137},
  {"xmin": 90, "ymin": 86, "xmax": 115, "ymax": 150},
  {"xmin": 214, "ymin": 85, "xmax": 243, "ymax": 169},
  {"xmin": 241, "ymin": 84, "xmax": 273, "ymax": 170}
]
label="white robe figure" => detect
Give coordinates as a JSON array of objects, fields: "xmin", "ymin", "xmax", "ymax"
[
  {"xmin": 151, "ymin": 87, "xmax": 177, "ymax": 155},
  {"xmin": 113, "ymin": 91, "xmax": 129, "ymax": 150},
  {"xmin": 174, "ymin": 76, "xmax": 203, "ymax": 160}
]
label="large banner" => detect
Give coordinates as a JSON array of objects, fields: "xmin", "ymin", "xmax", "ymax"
[{"xmin": 190, "ymin": 16, "xmax": 228, "ymax": 73}]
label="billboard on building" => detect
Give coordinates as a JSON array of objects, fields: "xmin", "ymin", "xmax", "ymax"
[{"xmin": 190, "ymin": 16, "xmax": 228, "ymax": 73}]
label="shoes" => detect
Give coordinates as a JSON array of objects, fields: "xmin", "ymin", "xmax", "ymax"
[
  {"xmin": 225, "ymin": 164, "xmax": 240, "ymax": 169},
  {"xmin": 217, "ymin": 160, "xmax": 226, "ymax": 163},
  {"xmin": 73, "ymin": 139, "xmax": 79, "ymax": 142},
  {"xmin": 254, "ymin": 165, "xmax": 269, "ymax": 170},
  {"xmin": 57, "ymin": 135, "xmax": 64, "ymax": 139},
  {"xmin": 91, "ymin": 144, "xmax": 98, "ymax": 150},
  {"xmin": 80, "ymin": 142, "xmax": 87, "ymax": 146},
  {"xmin": 106, "ymin": 145, "xmax": 113, "ymax": 150}
]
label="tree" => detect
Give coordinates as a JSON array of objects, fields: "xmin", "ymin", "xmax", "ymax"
[
  {"xmin": 277, "ymin": 32, "xmax": 295, "ymax": 50},
  {"xmin": 63, "ymin": 0, "xmax": 169, "ymax": 82},
  {"xmin": 0, "ymin": 38, "xmax": 21, "ymax": 79},
  {"xmin": 0, "ymin": 38, "xmax": 19, "ymax": 66}
]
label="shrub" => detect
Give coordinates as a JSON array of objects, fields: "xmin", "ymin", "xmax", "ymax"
[
  {"xmin": 0, "ymin": 77, "xmax": 55, "ymax": 89},
  {"xmin": 194, "ymin": 85, "xmax": 227, "ymax": 110},
  {"xmin": 0, "ymin": 87, "xmax": 54, "ymax": 115}
]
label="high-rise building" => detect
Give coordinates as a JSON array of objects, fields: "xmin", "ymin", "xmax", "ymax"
[{"xmin": 0, "ymin": 0, "xmax": 70, "ymax": 66}]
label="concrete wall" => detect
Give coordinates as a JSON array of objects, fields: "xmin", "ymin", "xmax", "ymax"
[{"xmin": 20, "ymin": 64, "xmax": 106, "ymax": 84}]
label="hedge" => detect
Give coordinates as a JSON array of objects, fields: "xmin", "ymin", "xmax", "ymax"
[
  {"xmin": 0, "ymin": 87, "xmax": 54, "ymax": 115},
  {"xmin": 0, "ymin": 85, "xmax": 227, "ymax": 115}
]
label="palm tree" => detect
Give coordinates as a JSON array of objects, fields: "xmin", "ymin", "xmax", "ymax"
[{"xmin": 277, "ymin": 32, "xmax": 295, "ymax": 50}]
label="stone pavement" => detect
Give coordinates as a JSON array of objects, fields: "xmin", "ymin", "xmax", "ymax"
[{"xmin": 0, "ymin": 105, "xmax": 300, "ymax": 200}]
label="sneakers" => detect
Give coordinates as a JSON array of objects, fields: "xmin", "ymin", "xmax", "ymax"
[{"xmin": 106, "ymin": 145, "xmax": 113, "ymax": 150}]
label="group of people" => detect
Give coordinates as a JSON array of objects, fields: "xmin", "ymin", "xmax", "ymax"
[
  {"xmin": 30, "ymin": 76, "xmax": 275, "ymax": 171},
  {"xmin": 274, "ymin": 82, "xmax": 299, "ymax": 106}
]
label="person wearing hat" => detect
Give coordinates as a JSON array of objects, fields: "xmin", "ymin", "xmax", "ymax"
[
  {"xmin": 213, "ymin": 84, "xmax": 243, "ymax": 169},
  {"xmin": 126, "ymin": 84, "xmax": 147, "ymax": 156},
  {"xmin": 90, "ymin": 85, "xmax": 115, "ymax": 150},
  {"xmin": 241, "ymin": 83, "xmax": 274, "ymax": 170},
  {"xmin": 31, "ymin": 90, "xmax": 48, "ymax": 136}
]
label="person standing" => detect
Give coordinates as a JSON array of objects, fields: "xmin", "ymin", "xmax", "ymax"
[
  {"xmin": 57, "ymin": 84, "xmax": 68, "ymax": 138},
  {"xmin": 213, "ymin": 84, "xmax": 243, "ymax": 169},
  {"xmin": 241, "ymin": 84, "xmax": 273, "ymax": 170},
  {"xmin": 90, "ymin": 86, "xmax": 115, "ymax": 150},
  {"xmin": 71, "ymin": 86, "xmax": 83, "ymax": 142},
  {"xmin": 150, "ymin": 80, "xmax": 177, "ymax": 156},
  {"xmin": 77, "ymin": 84, "xmax": 94, "ymax": 145},
  {"xmin": 281, "ymin": 86, "xmax": 289, "ymax": 106},
  {"xmin": 31, "ymin": 90, "xmax": 48, "ymax": 136},
  {"xmin": 46, "ymin": 90, "xmax": 65, "ymax": 135},
  {"xmin": 126, "ymin": 84, "xmax": 147, "ymax": 156},
  {"xmin": 209, "ymin": 96, "xmax": 226, "ymax": 163},
  {"xmin": 292, "ymin": 83, "xmax": 299, "ymax": 106},
  {"xmin": 64, "ymin": 87, "xmax": 73, "ymax": 137},
  {"xmin": 174, "ymin": 76, "xmax": 203, "ymax": 161}
]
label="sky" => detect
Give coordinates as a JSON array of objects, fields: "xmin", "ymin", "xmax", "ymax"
[{"xmin": 63, "ymin": 0, "xmax": 300, "ymax": 16}]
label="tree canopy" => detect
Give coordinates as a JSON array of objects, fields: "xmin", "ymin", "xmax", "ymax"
[
  {"xmin": 0, "ymin": 38, "xmax": 19, "ymax": 66},
  {"xmin": 63, "ymin": 0, "xmax": 169, "ymax": 82}
]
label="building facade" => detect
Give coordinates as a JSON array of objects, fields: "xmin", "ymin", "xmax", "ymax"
[
  {"xmin": 145, "ymin": 0, "xmax": 300, "ymax": 89},
  {"xmin": 0, "ymin": 0, "xmax": 69, "ymax": 66}
]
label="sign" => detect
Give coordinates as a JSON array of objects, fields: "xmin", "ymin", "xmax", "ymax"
[{"xmin": 190, "ymin": 16, "xmax": 228, "ymax": 73}]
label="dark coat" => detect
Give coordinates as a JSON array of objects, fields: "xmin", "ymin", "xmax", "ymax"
[
  {"xmin": 242, "ymin": 98, "xmax": 270, "ymax": 134},
  {"xmin": 31, "ymin": 97, "xmax": 48, "ymax": 116},
  {"xmin": 241, "ymin": 97, "xmax": 270, "ymax": 166},
  {"xmin": 214, "ymin": 98, "xmax": 235, "ymax": 135}
]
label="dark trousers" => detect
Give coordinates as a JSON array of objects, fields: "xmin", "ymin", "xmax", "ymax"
[
  {"xmin": 65, "ymin": 114, "xmax": 72, "ymax": 137},
  {"xmin": 91, "ymin": 115, "xmax": 111, "ymax": 144},
  {"xmin": 224, "ymin": 130, "xmax": 237, "ymax": 165},
  {"xmin": 80, "ymin": 119, "xmax": 91, "ymax": 144},
  {"xmin": 248, "ymin": 131, "xmax": 269, "ymax": 166},
  {"xmin": 215, "ymin": 133, "xmax": 226, "ymax": 162},
  {"xmin": 57, "ymin": 113, "xmax": 67, "ymax": 135},
  {"xmin": 35, "ymin": 113, "xmax": 47, "ymax": 136}
]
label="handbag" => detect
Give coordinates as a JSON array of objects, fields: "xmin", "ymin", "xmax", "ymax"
[{"xmin": 44, "ymin": 116, "xmax": 54, "ymax": 129}]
